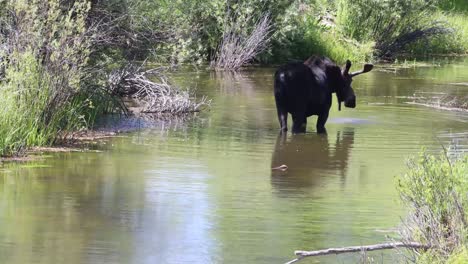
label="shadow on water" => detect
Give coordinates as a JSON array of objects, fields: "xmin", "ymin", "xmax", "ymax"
[{"xmin": 271, "ymin": 128, "xmax": 355, "ymax": 193}]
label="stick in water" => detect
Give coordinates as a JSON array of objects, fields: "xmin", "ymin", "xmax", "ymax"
[{"xmin": 285, "ymin": 242, "xmax": 429, "ymax": 264}]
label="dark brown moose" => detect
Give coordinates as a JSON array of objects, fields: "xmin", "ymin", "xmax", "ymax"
[{"xmin": 274, "ymin": 56, "xmax": 373, "ymax": 134}]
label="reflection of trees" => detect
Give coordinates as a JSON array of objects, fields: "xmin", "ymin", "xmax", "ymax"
[
  {"xmin": 271, "ymin": 128, "xmax": 355, "ymax": 193},
  {"xmin": 212, "ymin": 71, "xmax": 270, "ymax": 121},
  {"xmin": 357, "ymin": 59, "xmax": 468, "ymax": 105},
  {"xmin": 0, "ymin": 137, "xmax": 217, "ymax": 264},
  {"xmin": 0, "ymin": 154, "xmax": 146, "ymax": 264}
]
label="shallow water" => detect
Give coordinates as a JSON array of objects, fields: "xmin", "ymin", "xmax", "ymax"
[{"xmin": 1, "ymin": 58, "xmax": 467, "ymax": 264}]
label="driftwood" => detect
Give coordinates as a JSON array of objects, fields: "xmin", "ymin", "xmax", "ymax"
[
  {"xmin": 285, "ymin": 242, "xmax": 430, "ymax": 264},
  {"xmin": 107, "ymin": 65, "xmax": 210, "ymax": 115}
]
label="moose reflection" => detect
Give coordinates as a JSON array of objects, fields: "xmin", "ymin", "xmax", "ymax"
[{"xmin": 271, "ymin": 129, "xmax": 355, "ymax": 191}]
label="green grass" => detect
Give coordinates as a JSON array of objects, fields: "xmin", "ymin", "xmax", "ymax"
[
  {"xmin": 0, "ymin": 50, "xmax": 111, "ymax": 157},
  {"xmin": 407, "ymin": 12, "xmax": 468, "ymax": 55},
  {"xmin": 272, "ymin": 13, "xmax": 375, "ymax": 64},
  {"xmin": 0, "ymin": 0, "xmax": 117, "ymax": 157}
]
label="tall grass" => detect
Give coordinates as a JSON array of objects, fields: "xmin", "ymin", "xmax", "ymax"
[
  {"xmin": 270, "ymin": 2, "xmax": 374, "ymax": 64},
  {"xmin": 287, "ymin": 17, "xmax": 374, "ymax": 63},
  {"xmin": 334, "ymin": 0, "xmax": 459, "ymax": 58},
  {"xmin": 0, "ymin": 0, "xmax": 108, "ymax": 156},
  {"xmin": 408, "ymin": 12, "xmax": 468, "ymax": 55}
]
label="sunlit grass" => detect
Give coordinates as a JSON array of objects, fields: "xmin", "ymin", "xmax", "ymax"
[{"xmin": 407, "ymin": 12, "xmax": 468, "ymax": 55}]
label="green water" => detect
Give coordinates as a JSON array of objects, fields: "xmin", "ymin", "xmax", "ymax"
[{"xmin": 1, "ymin": 58, "xmax": 467, "ymax": 264}]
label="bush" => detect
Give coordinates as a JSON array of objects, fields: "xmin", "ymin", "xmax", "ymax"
[
  {"xmin": 407, "ymin": 12, "xmax": 468, "ymax": 55},
  {"xmin": 335, "ymin": 0, "xmax": 456, "ymax": 58},
  {"xmin": 268, "ymin": 1, "xmax": 374, "ymax": 63},
  {"xmin": 0, "ymin": 0, "xmax": 105, "ymax": 156},
  {"xmin": 397, "ymin": 151, "xmax": 468, "ymax": 262}
]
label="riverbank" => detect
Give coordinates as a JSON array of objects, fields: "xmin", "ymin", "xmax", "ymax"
[
  {"xmin": 1, "ymin": 61, "xmax": 466, "ymax": 264},
  {"xmin": 1, "ymin": 1, "xmax": 467, "ymax": 158}
]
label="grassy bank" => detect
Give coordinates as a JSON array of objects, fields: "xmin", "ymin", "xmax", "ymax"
[
  {"xmin": 0, "ymin": 0, "xmax": 206, "ymax": 157},
  {"xmin": 398, "ymin": 151, "xmax": 468, "ymax": 263},
  {"xmin": 0, "ymin": 0, "xmax": 103, "ymax": 156}
]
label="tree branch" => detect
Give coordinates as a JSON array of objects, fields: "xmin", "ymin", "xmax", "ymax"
[{"xmin": 285, "ymin": 242, "xmax": 430, "ymax": 264}]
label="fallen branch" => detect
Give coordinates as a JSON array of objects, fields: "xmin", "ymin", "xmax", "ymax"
[
  {"xmin": 107, "ymin": 64, "xmax": 210, "ymax": 115},
  {"xmin": 285, "ymin": 242, "xmax": 429, "ymax": 264}
]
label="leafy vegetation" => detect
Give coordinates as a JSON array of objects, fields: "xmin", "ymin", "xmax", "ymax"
[
  {"xmin": 1, "ymin": 0, "xmax": 467, "ymax": 156},
  {"xmin": 0, "ymin": 0, "xmax": 104, "ymax": 156},
  {"xmin": 132, "ymin": 0, "xmax": 467, "ymax": 63},
  {"xmin": 397, "ymin": 151, "xmax": 468, "ymax": 263}
]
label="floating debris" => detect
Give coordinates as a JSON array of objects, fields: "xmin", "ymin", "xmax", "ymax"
[{"xmin": 272, "ymin": 164, "xmax": 288, "ymax": 171}]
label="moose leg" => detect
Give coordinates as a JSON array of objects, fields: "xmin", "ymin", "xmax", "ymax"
[
  {"xmin": 316, "ymin": 112, "xmax": 329, "ymax": 134},
  {"xmin": 275, "ymin": 94, "xmax": 288, "ymax": 132},
  {"xmin": 277, "ymin": 109, "xmax": 288, "ymax": 133},
  {"xmin": 292, "ymin": 115, "xmax": 307, "ymax": 134}
]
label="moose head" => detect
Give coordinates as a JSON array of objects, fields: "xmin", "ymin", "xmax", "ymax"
[{"xmin": 337, "ymin": 60, "xmax": 374, "ymax": 111}]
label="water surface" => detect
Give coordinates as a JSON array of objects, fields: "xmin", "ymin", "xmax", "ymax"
[{"xmin": 1, "ymin": 58, "xmax": 467, "ymax": 264}]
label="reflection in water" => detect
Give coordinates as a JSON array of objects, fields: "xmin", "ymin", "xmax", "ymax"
[
  {"xmin": 271, "ymin": 129, "xmax": 355, "ymax": 191},
  {"xmin": 1, "ymin": 59, "xmax": 467, "ymax": 264}
]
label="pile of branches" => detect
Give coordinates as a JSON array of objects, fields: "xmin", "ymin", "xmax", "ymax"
[
  {"xmin": 107, "ymin": 65, "xmax": 210, "ymax": 115},
  {"xmin": 211, "ymin": 13, "xmax": 273, "ymax": 71}
]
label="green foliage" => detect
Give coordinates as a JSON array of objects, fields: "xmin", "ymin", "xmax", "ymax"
[
  {"xmin": 0, "ymin": 0, "xmax": 106, "ymax": 156},
  {"xmin": 398, "ymin": 152, "xmax": 467, "ymax": 218},
  {"xmin": 438, "ymin": 0, "xmax": 468, "ymax": 12},
  {"xmin": 128, "ymin": 0, "xmax": 292, "ymax": 64},
  {"xmin": 95, "ymin": 0, "xmax": 467, "ymax": 64},
  {"xmin": 272, "ymin": 8, "xmax": 373, "ymax": 63},
  {"xmin": 336, "ymin": 0, "xmax": 436, "ymax": 41},
  {"xmin": 447, "ymin": 247, "xmax": 468, "ymax": 264},
  {"xmin": 407, "ymin": 12, "xmax": 468, "ymax": 55},
  {"xmin": 397, "ymin": 151, "xmax": 468, "ymax": 262}
]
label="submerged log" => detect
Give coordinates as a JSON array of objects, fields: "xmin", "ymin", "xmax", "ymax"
[{"xmin": 285, "ymin": 242, "xmax": 429, "ymax": 264}]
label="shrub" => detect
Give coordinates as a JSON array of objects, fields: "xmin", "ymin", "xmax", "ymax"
[
  {"xmin": 269, "ymin": 2, "xmax": 374, "ymax": 64},
  {"xmin": 0, "ymin": 0, "xmax": 100, "ymax": 156},
  {"xmin": 397, "ymin": 151, "xmax": 468, "ymax": 262},
  {"xmin": 335, "ymin": 0, "xmax": 456, "ymax": 58}
]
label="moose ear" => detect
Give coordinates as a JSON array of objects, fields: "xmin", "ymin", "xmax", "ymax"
[
  {"xmin": 350, "ymin": 63, "xmax": 374, "ymax": 77},
  {"xmin": 343, "ymin": 60, "xmax": 352, "ymax": 75}
]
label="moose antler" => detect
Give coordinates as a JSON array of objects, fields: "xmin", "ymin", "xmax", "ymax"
[{"xmin": 350, "ymin": 64, "xmax": 373, "ymax": 77}]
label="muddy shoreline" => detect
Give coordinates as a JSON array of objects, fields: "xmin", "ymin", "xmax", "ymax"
[{"xmin": 0, "ymin": 113, "xmax": 199, "ymax": 162}]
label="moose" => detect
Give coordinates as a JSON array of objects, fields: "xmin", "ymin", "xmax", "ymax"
[{"xmin": 274, "ymin": 56, "xmax": 373, "ymax": 133}]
